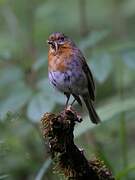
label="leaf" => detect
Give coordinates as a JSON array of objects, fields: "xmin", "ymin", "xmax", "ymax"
[
  {"xmin": 0, "ymin": 66, "xmax": 24, "ymax": 87},
  {"xmin": 0, "ymin": 50, "xmax": 11, "ymax": 61},
  {"xmin": 27, "ymin": 91, "xmax": 54, "ymax": 123},
  {"xmin": 79, "ymin": 30, "xmax": 109, "ymax": 50},
  {"xmin": 36, "ymin": 2, "xmax": 55, "ymax": 19},
  {"xmin": 123, "ymin": 0, "xmax": 135, "ymax": 17},
  {"xmin": 32, "ymin": 55, "xmax": 47, "ymax": 71},
  {"xmin": 35, "ymin": 158, "xmax": 52, "ymax": 180},
  {"xmin": 28, "ymin": 78, "xmax": 67, "ymax": 123},
  {"xmin": 37, "ymin": 78, "xmax": 66, "ymax": 104},
  {"xmin": 0, "ymin": 174, "xmax": 10, "ymax": 179},
  {"xmin": 0, "ymin": 0, "xmax": 7, "ymax": 5},
  {"xmin": 116, "ymin": 164, "xmax": 135, "ymax": 180},
  {"xmin": 113, "ymin": 58, "xmax": 135, "ymax": 90},
  {"xmin": 74, "ymin": 95, "xmax": 135, "ymax": 138},
  {"xmin": 0, "ymin": 82, "xmax": 32, "ymax": 119},
  {"xmin": 89, "ymin": 52, "xmax": 113, "ymax": 83},
  {"xmin": 122, "ymin": 50, "xmax": 135, "ymax": 69},
  {"xmin": 0, "ymin": 34, "xmax": 17, "ymax": 54}
]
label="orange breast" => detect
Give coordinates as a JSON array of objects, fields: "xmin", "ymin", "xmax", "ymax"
[{"xmin": 48, "ymin": 47, "xmax": 73, "ymax": 72}]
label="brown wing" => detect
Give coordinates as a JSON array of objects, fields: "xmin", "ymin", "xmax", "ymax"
[
  {"xmin": 77, "ymin": 49, "xmax": 95, "ymax": 101},
  {"xmin": 82, "ymin": 60, "xmax": 95, "ymax": 101}
]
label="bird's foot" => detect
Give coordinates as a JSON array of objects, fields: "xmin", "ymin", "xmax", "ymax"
[
  {"xmin": 66, "ymin": 105, "xmax": 72, "ymax": 111},
  {"xmin": 65, "ymin": 105, "xmax": 82, "ymax": 122}
]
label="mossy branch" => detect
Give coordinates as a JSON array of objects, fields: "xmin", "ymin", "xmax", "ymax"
[{"xmin": 41, "ymin": 107, "xmax": 115, "ymax": 180}]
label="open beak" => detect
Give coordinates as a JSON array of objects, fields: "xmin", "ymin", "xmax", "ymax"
[
  {"xmin": 47, "ymin": 40, "xmax": 53, "ymax": 45},
  {"xmin": 54, "ymin": 41, "xmax": 58, "ymax": 52},
  {"xmin": 47, "ymin": 40, "xmax": 58, "ymax": 52}
]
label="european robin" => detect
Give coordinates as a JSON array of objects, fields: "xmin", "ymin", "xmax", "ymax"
[{"xmin": 47, "ymin": 32, "xmax": 100, "ymax": 124}]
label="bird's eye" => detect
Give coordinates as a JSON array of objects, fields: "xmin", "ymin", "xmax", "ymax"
[{"xmin": 60, "ymin": 37, "xmax": 64, "ymax": 41}]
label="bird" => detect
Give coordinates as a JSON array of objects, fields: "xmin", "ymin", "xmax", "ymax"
[{"xmin": 47, "ymin": 32, "xmax": 100, "ymax": 124}]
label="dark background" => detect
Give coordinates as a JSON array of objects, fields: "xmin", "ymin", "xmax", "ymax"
[{"xmin": 0, "ymin": 0, "xmax": 135, "ymax": 179}]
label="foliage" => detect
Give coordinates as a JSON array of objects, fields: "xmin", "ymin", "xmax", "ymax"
[{"xmin": 0, "ymin": 0, "xmax": 135, "ymax": 179}]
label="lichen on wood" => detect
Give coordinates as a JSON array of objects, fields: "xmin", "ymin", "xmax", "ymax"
[{"xmin": 41, "ymin": 107, "xmax": 115, "ymax": 180}]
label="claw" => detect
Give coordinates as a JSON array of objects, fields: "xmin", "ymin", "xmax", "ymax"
[{"xmin": 65, "ymin": 105, "xmax": 83, "ymax": 122}]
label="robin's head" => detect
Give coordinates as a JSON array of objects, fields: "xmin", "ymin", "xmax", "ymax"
[{"xmin": 47, "ymin": 32, "xmax": 74, "ymax": 53}]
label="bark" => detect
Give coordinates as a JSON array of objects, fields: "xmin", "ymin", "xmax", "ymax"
[{"xmin": 41, "ymin": 107, "xmax": 115, "ymax": 180}]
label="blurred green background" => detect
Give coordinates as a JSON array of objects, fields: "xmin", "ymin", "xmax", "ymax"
[{"xmin": 0, "ymin": 0, "xmax": 135, "ymax": 179}]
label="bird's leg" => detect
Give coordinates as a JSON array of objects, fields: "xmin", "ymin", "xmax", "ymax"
[
  {"xmin": 72, "ymin": 94, "xmax": 82, "ymax": 106},
  {"xmin": 64, "ymin": 93, "xmax": 70, "ymax": 108},
  {"xmin": 66, "ymin": 100, "xmax": 83, "ymax": 123},
  {"xmin": 71, "ymin": 98, "xmax": 76, "ymax": 106}
]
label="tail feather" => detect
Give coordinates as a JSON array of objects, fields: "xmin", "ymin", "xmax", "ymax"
[
  {"xmin": 82, "ymin": 95, "xmax": 100, "ymax": 124},
  {"xmin": 72, "ymin": 94, "xmax": 82, "ymax": 106}
]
